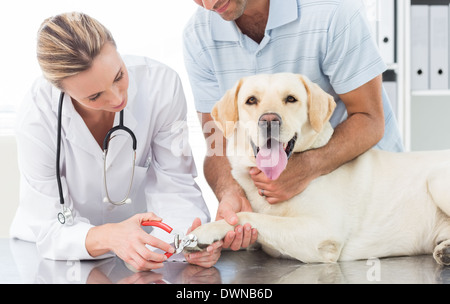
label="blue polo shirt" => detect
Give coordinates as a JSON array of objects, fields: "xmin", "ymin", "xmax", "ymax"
[{"xmin": 183, "ymin": 0, "xmax": 403, "ymax": 152}]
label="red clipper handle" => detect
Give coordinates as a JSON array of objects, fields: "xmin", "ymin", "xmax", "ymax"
[{"xmin": 141, "ymin": 221, "xmax": 174, "ymax": 258}]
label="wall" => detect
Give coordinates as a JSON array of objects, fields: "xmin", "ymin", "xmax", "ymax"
[{"xmin": 0, "ymin": 136, "xmax": 19, "ymax": 237}]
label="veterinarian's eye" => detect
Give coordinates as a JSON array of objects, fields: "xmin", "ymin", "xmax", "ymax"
[
  {"xmin": 285, "ymin": 95, "xmax": 297, "ymax": 103},
  {"xmin": 246, "ymin": 96, "xmax": 258, "ymax": 105}
]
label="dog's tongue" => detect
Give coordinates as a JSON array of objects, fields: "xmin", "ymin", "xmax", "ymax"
[{"xmin": 255, "ymin": 139, "xmax": 287, "ymax": 180}]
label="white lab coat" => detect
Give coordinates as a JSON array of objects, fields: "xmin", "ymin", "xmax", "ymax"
[{"xmin": 10, "ymin": 56, "xmax": 210, "ymax": 260}]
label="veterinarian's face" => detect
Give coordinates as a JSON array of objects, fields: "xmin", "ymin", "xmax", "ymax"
[
  {"xmin": 62, "ymin": 42, "xmax": 129, "ymax": 113},
  {"xmin": 193, "ymin": 0, "xmax": 247, "ymax": 21}
]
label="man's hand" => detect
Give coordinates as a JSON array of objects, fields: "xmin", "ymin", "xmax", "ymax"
[
  {"xmin": 184, "ymin": 218, "xmax": 223, "ymax": 268},
  {"xmin": 199, "ymin": 111, "xmax": 258, "ymax": 251},
  {"xmin": 215, "ymin": 191, "xmax": 258, "ymax": 251},
  {"xmin": 249, "ymin": 152, "xmax": 317, "ymax": 204}
]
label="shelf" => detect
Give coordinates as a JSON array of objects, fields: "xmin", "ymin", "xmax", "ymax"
[{"xmin": 411, "ymin": 90, "xmax": 450, "ymax": 97}]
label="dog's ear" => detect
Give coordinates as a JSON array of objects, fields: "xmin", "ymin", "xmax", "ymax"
[
  {"xmin": 211, "ymin": 79, "xmax": 243, "ymax": 138},
  {"xmin": 299, "ymin": 75, "xmax": 336, "ymax": 133}
]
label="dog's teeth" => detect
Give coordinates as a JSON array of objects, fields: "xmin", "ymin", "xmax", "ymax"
[{"xmin": 283, "ymin": 143, "xmax": 287, "ymax": 150}]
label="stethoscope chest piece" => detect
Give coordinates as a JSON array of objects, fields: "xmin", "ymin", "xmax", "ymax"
[{"xmin": 57, "ymin": 205, "xmax": 74, "ymax": 225}]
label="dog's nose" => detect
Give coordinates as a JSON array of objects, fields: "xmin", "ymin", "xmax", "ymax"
[
  {"xmin": 259, "ymin": 113, "xmax": 282, "ymax": 124},
  {"xmin": 259, "ymin": 113, "xmax": 282, "ymax": 140}
]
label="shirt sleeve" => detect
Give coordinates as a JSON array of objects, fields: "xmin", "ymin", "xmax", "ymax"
[
  {"xmin": 144, "ymin": 72, "xmax": 211, "ymax": 244},
  {"xmin": 322, "ymin": 0, "xmax": 387, "ymax": 94}
]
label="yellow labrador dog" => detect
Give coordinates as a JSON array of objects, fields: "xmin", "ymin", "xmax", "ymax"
[{"xmin": 188, "ymin": 73, "xmax": 450, "ymax": 265}]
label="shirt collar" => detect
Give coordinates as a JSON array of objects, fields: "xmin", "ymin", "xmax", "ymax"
[
  {"xmin": 266, "ymin": 0, "xmax": 298, "ymax": 30},
  {"xmin": 210, "ymin": 12, "xmax": 239, "ymax": 41},
  {"xmin": 210, "ymin": 0, "xmax": 299, "ymax": 41}
]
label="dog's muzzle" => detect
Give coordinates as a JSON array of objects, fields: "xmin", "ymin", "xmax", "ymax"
[
  {"xmin": 250, "ymin": 112, "xmax": 297, "ymax": 180},
  {"xmin": 251, "ymin": 134, "xmax": 297, "ymax": 160}
]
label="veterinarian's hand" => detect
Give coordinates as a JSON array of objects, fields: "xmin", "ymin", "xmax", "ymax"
[
  {"xmin": 86, "ymin": 212, "xmax": 175, "ymax": 272},
  {"xmin": 249, "ymin": 152, "xmax": 316, "ymax": 204},
  {"xmin": 185, "ymin": 218, "xmax": 223, "ymax": 268},
  {"xmin": 216, "ymin": 192, "xmax": 258, "ymax": 251}
]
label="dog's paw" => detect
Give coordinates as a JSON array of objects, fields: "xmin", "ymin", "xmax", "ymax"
[
  {"xmin": 184, "ymin": 220, "xmax": 233, "ymax": 253},
  {"xmin": 433, "ymin": 240, "xmax": 450, "ymax": 266}
]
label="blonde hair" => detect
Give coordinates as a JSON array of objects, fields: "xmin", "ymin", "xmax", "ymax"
[{"xmin": 37, "ymin": 12, "xmax": 116, "ymax": 89}]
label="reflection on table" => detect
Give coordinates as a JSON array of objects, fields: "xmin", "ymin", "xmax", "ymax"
[{"xmin": 3, "ymin": 238, "xmax": 450, "ymax": 284}]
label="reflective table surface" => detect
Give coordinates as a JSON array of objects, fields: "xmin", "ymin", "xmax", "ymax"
[{"xmin": 1, "ymin": 238, "xmax": 450, "ymax": 284}]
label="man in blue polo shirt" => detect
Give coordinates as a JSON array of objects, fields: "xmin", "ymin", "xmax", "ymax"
[{"xmin": 183, "ymin": 0, "xmax": 404, "ymax": 252}]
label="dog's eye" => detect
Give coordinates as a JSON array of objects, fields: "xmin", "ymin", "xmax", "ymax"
[
  {"xmin": 285, "ymin": 95, "xmax": 297, "ymax": 103},
  {"xmin": 246, "ymin": 96, "xmax": 258, "ymax": 105}
]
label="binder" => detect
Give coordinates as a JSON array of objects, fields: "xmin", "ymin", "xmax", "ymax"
[
  {"xmin": 383, "ymin": 69, "xmax": 398, "ymax": 119},
  {"xmin": 378, "ymin": 0, "xmax": 395, "ymax": 65},
  {"xmin": 363, "ymin": 0, "xmax": 378, "ymax": 43},
  {"xmin": 411, "ymin": 5, "xmax": 429, "ymax": 90},
  {"xmin": 429, "ymin": 5, "xmax": 449, "ymax": 90}
]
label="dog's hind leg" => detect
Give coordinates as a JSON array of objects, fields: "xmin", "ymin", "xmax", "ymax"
[
  {"xmin": 188, "ymin": 211, "xmax": 344, "ymax": 263},
  {"xmin": 427, "ymin": 164, "xmax": 450, "ymax": 216},
  {"xmin": 426, "ymin": 165, "xmax": 450, "ymax": 265}
]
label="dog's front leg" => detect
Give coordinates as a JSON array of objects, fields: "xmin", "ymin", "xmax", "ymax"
[
  {"xmin": 188, "ymin": 212, "xmax": 342, "ymax": 263},
  {"xmin": 186, "ymin": 219, "xmax": 235, "ymax": 251}
]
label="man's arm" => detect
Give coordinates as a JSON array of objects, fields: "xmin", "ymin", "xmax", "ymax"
[
  {"xmin": 199, "ymin": 112, "xmax": 258, "ymax": 250},
  {"xmin": 250, "ymin": 75, "xmax": 385, "ymax": 204}
]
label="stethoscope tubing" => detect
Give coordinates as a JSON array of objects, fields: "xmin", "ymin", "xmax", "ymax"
[
  {"xmin": 56, "ymin": 92, "xmax": 65, "ymax": 207},
  {"xmin": 56, "ymin": 92, "xmax": 137, "ymax": 224},
  {"xmin": 102, "ymin": 110, "xmax": 137, "ymax": 151}
]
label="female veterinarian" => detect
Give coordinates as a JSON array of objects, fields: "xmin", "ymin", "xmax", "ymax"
[{"xmin": 9, "ymin": 12, "xmax": 222, "ymax": 271}]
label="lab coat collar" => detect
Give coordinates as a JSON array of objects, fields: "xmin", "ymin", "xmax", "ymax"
[
  {"xmin": 126, "ymin": 65, "xmax": 138, "ymax": 105},
  {"xmin": 51, "ymin": 86, "xmax": 69, "ymax": 117},
  {"xmin": 210, "ymin": 0, "xmax": 298, "ymax": 41},
  {"xmin": 50, "ymin": 89, "xmax": 103, "ymax": 162}
]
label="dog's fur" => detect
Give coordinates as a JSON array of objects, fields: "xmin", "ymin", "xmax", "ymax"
[{"xmin": 189, "ymin": 73, "xmax": 450, "ymax": 265}]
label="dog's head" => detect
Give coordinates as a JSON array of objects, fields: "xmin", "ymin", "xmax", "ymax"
[{"xmin": 211, "ymin": 73, "xmax": 336, "ymax": 180}]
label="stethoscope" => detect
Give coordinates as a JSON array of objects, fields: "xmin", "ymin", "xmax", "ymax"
[{"xmin": 56, "ymin": 92, "xmax": 137, "ymax": 225}]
